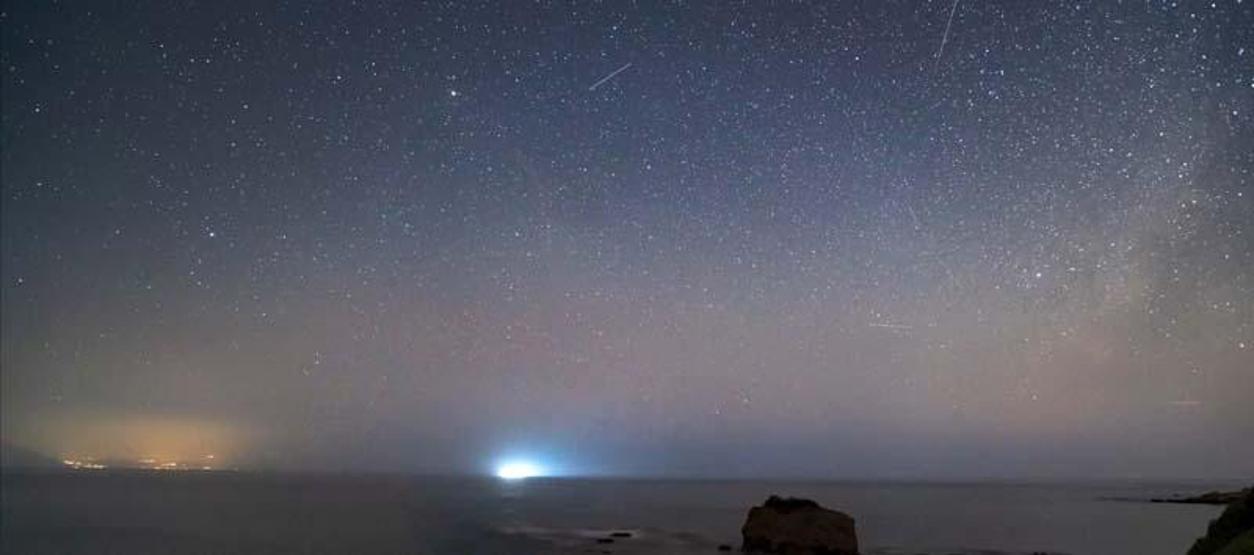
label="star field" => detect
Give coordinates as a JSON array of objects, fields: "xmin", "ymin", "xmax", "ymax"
[{"xmin": 2, "ymin": 1, "xmax": 1252, "ymax": 478}]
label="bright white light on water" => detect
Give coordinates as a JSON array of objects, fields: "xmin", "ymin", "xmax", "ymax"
[{"xmin": 496, "ymin": 461, "xmax": 542, "ymax": 480}]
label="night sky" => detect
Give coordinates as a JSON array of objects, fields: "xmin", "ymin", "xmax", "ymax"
[{"xmin": 2, "ymin": 1, "xmax": 1252, "ymax": 479}]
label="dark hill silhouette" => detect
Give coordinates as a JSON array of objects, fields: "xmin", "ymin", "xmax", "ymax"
[{"xmin": 1, "ymin": 441, "xmax": 59, "ymax": 470}]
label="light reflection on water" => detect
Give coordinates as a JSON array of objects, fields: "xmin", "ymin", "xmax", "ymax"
[{"xmin": 0, "ymin": 472, "xmax": 1233, "ymax": 555}]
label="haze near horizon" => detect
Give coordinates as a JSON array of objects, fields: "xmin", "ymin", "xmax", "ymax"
[{"xmin": 2, "ymin": 1, "xmax": 1252, "ymax": 481}]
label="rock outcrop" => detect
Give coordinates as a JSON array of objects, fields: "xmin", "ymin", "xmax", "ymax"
[
  {"xmin": 1187, "ymin": 487, "xmax": 1254, "ymax": 555},
  {"xmin": 741, "ymin": 495, "xmax": 858, "ymax": 555}
]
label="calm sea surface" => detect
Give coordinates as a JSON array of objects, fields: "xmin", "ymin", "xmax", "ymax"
[{"xmin": 0, "ymin": 472, "xmax": 1238, "ymax": 554}]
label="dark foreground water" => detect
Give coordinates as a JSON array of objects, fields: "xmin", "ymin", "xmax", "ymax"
[{"xmin": 0, "ymin": 472, "xmax": 1236, "ymax": 555}]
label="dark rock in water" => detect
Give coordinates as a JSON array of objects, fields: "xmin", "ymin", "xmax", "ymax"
[
  {"xmin": 609, "ymin": 531, "xmax": 632, "ymax": 538},
  {"xmin": 717, "ymin": 544, "xmax": 733, "ymax": 551},
  {"xmin": 595, "ymin": 537, "xmax": 614, "ymax": 544},
  {"xmin": 741, "ymin": 495, "xmax": 858, "ymax": 555},
  {"xmin": 1153, "ymin": 488, "xmax": 1252, "ymax": 505},
  {"xmin": 1187, "ymin": 487, "xmax": 1254, "ymax": 555}
]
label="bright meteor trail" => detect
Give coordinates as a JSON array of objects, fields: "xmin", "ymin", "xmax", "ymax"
[{"xmin": 588, "ymin": 62, "xmax": 633, "ymax": 91}]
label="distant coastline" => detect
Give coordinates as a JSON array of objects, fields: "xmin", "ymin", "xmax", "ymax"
[{"xmin": 1150, "ymin": 488, "xmax": 1252, "ymax": 506}]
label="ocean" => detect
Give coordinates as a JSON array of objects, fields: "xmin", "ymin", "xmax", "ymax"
[{"xmin": 0, "ymin": 471, "xmax": 1237, "ymax": 554}]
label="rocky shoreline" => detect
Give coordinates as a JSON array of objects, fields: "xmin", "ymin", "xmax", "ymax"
[
  {"xmin": 1184, "ymin": 488, "xmax": 1253, "ymax": 555},
  {"xmin": 505, "ymin": 489, "xmax": 1254, "ymax": 555}
]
